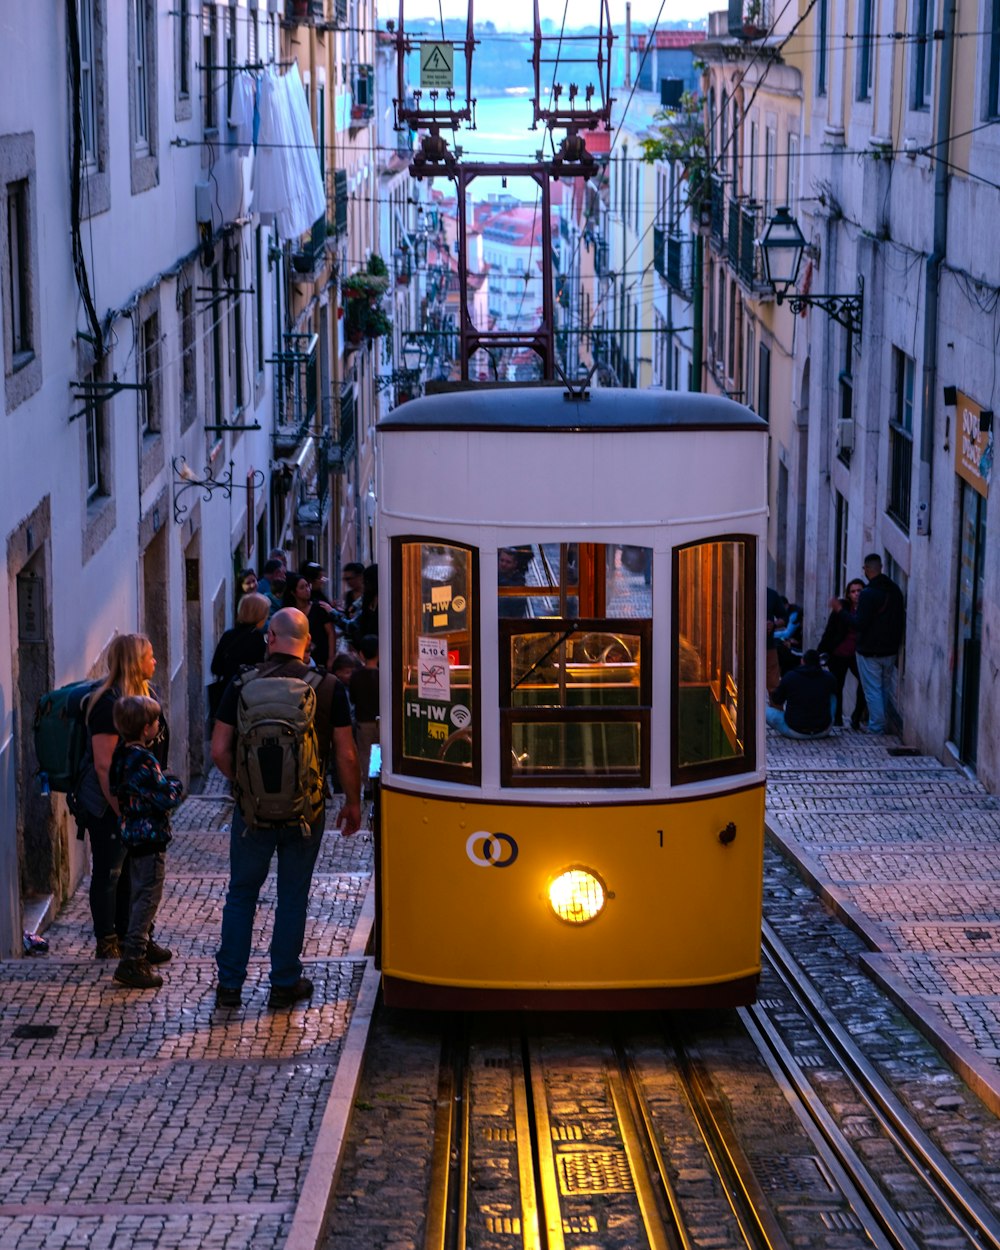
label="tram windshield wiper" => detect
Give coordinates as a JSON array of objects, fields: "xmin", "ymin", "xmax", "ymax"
[{"xmin": 511, "ymin": 623, "xmax": 579, "ymax": 692}]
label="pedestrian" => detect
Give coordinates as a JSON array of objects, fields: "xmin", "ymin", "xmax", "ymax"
[
  {"xmin": 346, "ymin": 563, "xmax": 378, "ymax": 649},
  {"xmin": 497, "ymin": 548, "xmax": 528, "ymax": 618},
  {"xmin": 829, "ymin": 553, "xmax": 905, "ymax": 734},
  {"xmin": 109, "ymin": 695, "xmax": 184, "ymax": 990},
  {"xmin": 766, "ymin": 650, "xmax": 838, "ymax": 739},
  {"xmin": 210, "ymin": 608, "xmax": 361, "ymax": 1010},
  {"xmin": 238, "ymin": 568, "xmax": 258, "ymax": 596},
  {"xmin": 817, "ymin": 579, "xmax": 868, "ymax": 728},
  {"xmin": 283, "ymin": 573, "xmax": 336, "ymax": 669},
  {"xmin": 76, "ymin": 633, "xmax": 172, "ymax": 964},
  {"xmin": 765, "ymin": 587, "xmax": 789, "ymax": 696},
  {"xmin": 208, "ymin": 593, "xmax": 269, "ymax": 719},
  {"xmin": 336, "ymin": 562, "xmax": 366, "ymax": 632},
  {"xmin": 349, "ymin": 635, "xmax": 380, "ymax": 796},
  {"xmin": 257, "ymin": 558, "xmax": 287, "ymax": 614}
]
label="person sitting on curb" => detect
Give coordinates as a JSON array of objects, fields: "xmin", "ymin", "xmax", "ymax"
[{"xmin": 766, "ymin": 650, "xmax": 838, "ymax": 740}]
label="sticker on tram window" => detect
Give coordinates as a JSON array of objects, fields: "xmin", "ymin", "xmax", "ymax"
[
  {"xmin": 417, "ymin": 635, "xmax": 451, "ymax": 699},
  {"xmin": 404, "ymin": 699, "xmax": 452, "ymax": 745}
]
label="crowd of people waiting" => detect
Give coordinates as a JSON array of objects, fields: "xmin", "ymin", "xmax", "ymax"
[
  {"xmin": 70, "ymin": 553, "xmax": 378, "ymax": 1003},
  {"xmin": 766, "ymin": 553, "xmax": 905, "ymax": 741}
]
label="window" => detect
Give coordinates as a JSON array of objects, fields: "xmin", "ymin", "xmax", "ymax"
[
  {"xmin": 80, "ymin": 0, "xmax": 98, "ymax": 167},
  {"xmin": 207, "ymin": 262, "xmax": 224, "ymax": 431},
  {"xmin": 498, "ymin": 543, "xmax": 652, "ymax": 787},
  {"xmin": 838, "ymin": 326, "xmax": 854, "ymax": 464},
  {"xmin": 673, "ymin": 537, "xmax": 755, "ymax": 783},
  {"xmin": 912, "ymin": 0, "xmax": 935, "ymax": 109},
  {"xmin": 816, "ymin": 0, "xmax": 828, "ymax": 95},
  {"xmin": 129, "ymin": 0, "xmax": 157, "ymax": 190},
  {"xmin": 6, "ymin": 181, "xmax": 31, "ymax": 361},
  {"xmin": 731, "ymin": 101, "xmax": 740, "ymax": 195},
  {"xmin": 834, "ymin": 491, "xmax": 848, "ymax": 595},
  {"xmin": 178, "ymin": 0, "xmax": 190, "ymax": 97},
  {"xmin": 989, "ymin": 0, "xmax": 1000, "ymax": 116},
  {"xmin": 225, "ymin": 4, "xmax": 236, "ymax": 119},
  {"xmin": 202, "ymin": 4, "xmax": 217, "ymax": 130},
  {"xmin": 133, "ymin": 0, "xmax": 150, "ymax": 149},
  {"xmin": 746, "ymin": 323, "xmax": 755, "ymax": 410},
  {"xmin": 248, "ymin": 5, "xmax": 258, "ymax": 65},
  {"xmin": 857, "ymin": 0, "xmax": 875, "ymax": 99},
  {"xmin": 394, "ymin": 539, "xmax": 479, "ymax": 784},
  {"xmin": 253, "ymin": 224, "xmax": 265, "ymax": 380},
  {"xmin": 786, "ymin": 133, "xmax": 799, "ymax": 212},
  {"xmin": 720, "ymin": 89, "xmax": 728, "ymax": 184},
  {"xmin": 179, "ymin": 281, "xmax": 197, "ymax": 428},
  {"xmin": 138, "ymin": 310, "xmax": 160, "ymax": 434},
  {"xmin": 888, "ymin": 349, "xmax": 915, "ymax": 530}
]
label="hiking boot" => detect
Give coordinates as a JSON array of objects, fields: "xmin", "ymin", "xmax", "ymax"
[
  {"xmin": 95, "ymin": 935, "xmax": 121, "ymax": 960},
  {"xmin": 215, "ymin": 984, "xmax": 242, "ymax": 1009},
  {"xmin": 113, "ymin": 958, "xmax": 163, "ymax": 989},
  {"xmin": 145, "ymin": 939, "xmax": 173, "ymax": 965},
  {"xmin": 267, "ymin": 976, "xmax": 314, "ymax": 1009}
]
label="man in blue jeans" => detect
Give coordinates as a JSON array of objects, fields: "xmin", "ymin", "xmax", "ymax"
[
  {"xmin": 827, "ymin": 553, "xmax": 905, "ymax": 733},
  {"xmin": 210, "ymin": 608, "xmax": 360, "ymax": 1010}
]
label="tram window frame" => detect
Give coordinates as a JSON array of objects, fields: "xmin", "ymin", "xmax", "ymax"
[
  {"xmin": 499, "ymin": 618, "xmax": 652, "ymax": 788},
  {"xmin": 391, "ymin": 536, "xmax": 482, "ymax": 786},
  {"xmin": 671, "ymin": 535, "xmax": 757, "ymax": 785}
]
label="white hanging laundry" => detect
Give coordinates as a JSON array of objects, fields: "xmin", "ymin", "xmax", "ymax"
[
  {"xmin": 252, "ymin": 68, "xmax": 295, "ymax": 232},
  {"xmin": 229, "ymin": 69, "xmax": 257, "ymax": 157},
  {"xmin": 283, "ymin": 63, "xmax": 327, "ymax": 229}
]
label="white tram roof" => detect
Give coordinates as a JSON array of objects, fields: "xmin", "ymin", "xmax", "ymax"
[{"xmin": 378, "ymin": 386, "xmax": 766, "ymax": 433}]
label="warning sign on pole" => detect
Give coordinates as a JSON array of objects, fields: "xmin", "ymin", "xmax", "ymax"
[{"xmin": 420, "ymin": 42, "xmax": 454, "ymax": 89}]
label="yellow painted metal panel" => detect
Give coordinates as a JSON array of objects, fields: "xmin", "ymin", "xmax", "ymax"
[{"xmin": 379, "ymin": 786, "xmax": 764, "ymax": 991}]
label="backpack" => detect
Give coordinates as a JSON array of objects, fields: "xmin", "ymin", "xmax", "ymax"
[
  {"xmin": 233, "ymin": 665, "xmax": 326, "ymax": 833},
  {"xmin": 33, "ymin": 679, "xmax": 100, "ymax": 795}
]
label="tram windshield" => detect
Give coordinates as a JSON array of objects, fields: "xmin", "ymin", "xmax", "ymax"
[{"xmin": 499, "ymin": 543, "xmax": 652, "ymax": 786}]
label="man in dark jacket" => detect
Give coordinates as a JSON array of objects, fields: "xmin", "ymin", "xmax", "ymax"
[
  {"xmin": 766, "ymin": 651, "xmax": 838, "ymax": 739},
  {"xmin": 829, "ymin": 553, "xmax": 905, "ymax": 733}
]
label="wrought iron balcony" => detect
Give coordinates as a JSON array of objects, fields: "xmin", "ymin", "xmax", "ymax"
[
  {"xmin": 271, "ymin": 332, "xmax": 318, "ymax": 450},
  {"xmin": 653, "ymin": 225, "xmax": 666, "ymax": 280},
  {"xmin": 710, "ymin": 176, "xmax": 725, "ymax": 250},
  {"xmin": 331, "ymin": 169, "xmax": 348, "ymax": 236},
  {"xmin": 333, "ymin": 381, "xmax": 356, "ymax": 466},
  {"xmin": 728, "ymin": 199, "xmax": 741, "ymax": 269},
  {"xmin": 666, "ymin": 234, "xmax": 694, "ymax": 297},
  {"xmin": 351, "ymin": 65, "xmax": 375, "ymax": 123},
  {"xmin": 737, "ymin": 202, "xmax": 769, "ymax": 291}
]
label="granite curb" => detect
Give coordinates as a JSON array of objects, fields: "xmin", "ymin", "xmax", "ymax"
[{"xmin": 765, "ymin": 726, "xmax": 1000, "ymax": 1119}]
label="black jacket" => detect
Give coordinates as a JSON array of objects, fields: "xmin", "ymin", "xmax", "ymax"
[
  {"xmin": 771, "ymin": 663, "xmax": 837, "ymax": 734},
  {"xmin": 853, "ymin": 575, "xmax": 905, "ymax": 657}
]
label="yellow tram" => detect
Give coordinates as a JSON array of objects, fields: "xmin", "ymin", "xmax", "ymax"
[{"xmin": 373, "ymin": 385, "xmax": 768, "ymax": 1009}]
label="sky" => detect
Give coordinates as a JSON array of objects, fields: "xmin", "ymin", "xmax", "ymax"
[{"xmin": 404, "ymin": 0, "xmax": 711, "ymax": 32}]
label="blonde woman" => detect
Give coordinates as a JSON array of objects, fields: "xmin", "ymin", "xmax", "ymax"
[
  {"xmin": 77, "ymin": 634, "xmax": 170, "ymax": 961},
  {"xmin": 209, "ymin": 593, "xmax": 269, "ymax": 708}
]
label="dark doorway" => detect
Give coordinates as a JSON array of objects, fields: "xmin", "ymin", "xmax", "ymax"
[{"xmin": 951, "ymin": 483, "xmax": 986, "ymax": 766}]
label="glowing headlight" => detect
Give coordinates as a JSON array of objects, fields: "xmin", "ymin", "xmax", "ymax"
[{"xmin": 548, "ymin": 868, "xmax": 607, "ymax": 925}]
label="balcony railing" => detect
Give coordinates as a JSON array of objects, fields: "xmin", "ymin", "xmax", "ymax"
[
  {"xmin": 710, "ymin": 176, "xmax": 725, "ymax": 249},
  {"xmin": 737, "ymin": 202, "xmax": 768, "ymax": 289},
  {"xmin": 666, "ymin": 234, "xmax": 694, "ymax": 297},
  {"xmin": 594, "ymin": 238, "xmax": 611, "ymax": 278},
  {"xmin": 272, "ymin": 332, "xmax": 318, "ymax": 448},
  {"xmin": 292, "ymin": 215, "xmax": 327, "ymax": 277},
  {"xmin": 653, "ymin": 225, "xmax": 666, "ymax": 279},
  {"xmin": 334, "ymin": 381, "xmax": 356, "ymax": 466},
  {"xmin": 887, "ymin": 427, "xmax": 913, "ymax": 531},
  {"xmin": 727, "ymin": 199, "xmax": 741, "ymax": 269},
  {"xmin": 285, "ymin": 0, "xmax": 325, "ymax": 22}
]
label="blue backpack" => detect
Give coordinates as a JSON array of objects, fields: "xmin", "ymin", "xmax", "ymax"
[{"xmin": 33, "ymin": 680, "xmax": 99, "ymax": 795}]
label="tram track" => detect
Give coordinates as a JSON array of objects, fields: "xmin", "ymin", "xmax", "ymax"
[{"xmin": 419, "ymin": 956, "xmax": 1000, "ymax": 1250}]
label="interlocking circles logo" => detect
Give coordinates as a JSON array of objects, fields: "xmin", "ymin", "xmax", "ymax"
[{"xmin": 466, "ymin": 831, "xmax": 519, "ymax": 868}]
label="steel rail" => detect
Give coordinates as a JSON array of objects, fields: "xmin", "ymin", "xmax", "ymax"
[
  {"xmin": 423, "ymin": 1019, "xmax": 469, "ymax": 1250},
  {"xmin": 665, "ymin": 1024, "xmax": 794, "ymax": 1250},
  {"xmin": 752, "ymin": 921, "xmax": 1000, "ymax": 1248}
]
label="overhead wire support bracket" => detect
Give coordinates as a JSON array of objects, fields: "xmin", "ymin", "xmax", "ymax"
[{"xmin": 69, "ymin": 376, "xmax": 149, "ymax": 423}]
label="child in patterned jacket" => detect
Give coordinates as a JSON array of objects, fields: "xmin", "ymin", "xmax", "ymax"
[{"xmin": 109, "ymin": 695, "xmax": 184, "ymax": 989}]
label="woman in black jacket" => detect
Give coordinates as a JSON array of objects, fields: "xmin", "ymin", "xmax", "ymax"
[
  {"xmin": 210, "ymin": 593, "xmax": 269, "ymax": 696},
  {"xmin": 817, "ymin": 579, "xmax": 868, "ymax": 728}
]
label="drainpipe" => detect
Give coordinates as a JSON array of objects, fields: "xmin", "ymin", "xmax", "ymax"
[
  {"xmin": 916, "ymin": 0, "xmax": 955, "ymax": 537},
  {"xmin": 691, "ymin": 233, "xmax": 703, "ymax": 391}
]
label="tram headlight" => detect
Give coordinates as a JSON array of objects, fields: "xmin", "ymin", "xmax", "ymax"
[{"xmin": 547, "ymin": 867, "xmax": 607, "ymax": 925}]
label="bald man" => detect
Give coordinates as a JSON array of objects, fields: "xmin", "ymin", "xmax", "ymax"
[{"xmin": 211, "ymin": 607, "xmax": 360, "ymax": 1010}]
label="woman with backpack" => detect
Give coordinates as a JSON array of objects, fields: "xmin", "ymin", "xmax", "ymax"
[{"xmin": 76, "ymin": 634, "xmax": 171, "ymax": 963}]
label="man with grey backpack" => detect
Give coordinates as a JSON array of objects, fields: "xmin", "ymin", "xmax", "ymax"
[{"xmin": 210, "ymin": 608, "xmax": 360, "ymax": 1010}]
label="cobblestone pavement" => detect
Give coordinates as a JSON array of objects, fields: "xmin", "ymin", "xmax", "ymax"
[
  {"xmin": 0, "ymin": 777, "xmax": 375, "ymax": 1250},
  {"xmin": 766, "ymin": 724, "xmax": 1000, "ymax": 1116}
]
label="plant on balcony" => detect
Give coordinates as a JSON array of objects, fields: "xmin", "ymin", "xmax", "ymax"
[
  {"xmin": 639, "ymin": 91, "xmax": 708, "ymax": 215},
  {"xmin": 344, "ymin": 255, "xmax": 392, "ymax": 345}
]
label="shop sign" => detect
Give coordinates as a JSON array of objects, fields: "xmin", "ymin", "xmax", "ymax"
[{"xmin": 955, "ymin": 391, "xmax": 993, "ymax": 498}]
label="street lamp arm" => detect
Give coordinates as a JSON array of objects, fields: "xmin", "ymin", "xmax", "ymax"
[{"xmin": 778, "ymin": 276, "xmax": 864, "ymax": 336}]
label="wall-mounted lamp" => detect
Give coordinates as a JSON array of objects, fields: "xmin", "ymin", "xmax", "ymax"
[
  {"xmin": 172, "ymin": 457, "xmax": 265, "ymax": 525},
  {"xmin": 758, "ymin": 207, "xmax": 864, "ymax": 336},
  {"xmin": 980, "ymin": 409, "xmax": 994, "ymax": 433}
]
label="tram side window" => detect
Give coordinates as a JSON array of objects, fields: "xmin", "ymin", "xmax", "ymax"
[
  {"xmin": 395, "ymin": 539, "xmax": 479, "ymax": 783},
  {"xmin": 673, "ymin": 537, "xmax": 755, "ymax": 782},
  {"xmin": 499, "ymin": 541, "xmax": 652, "ymax": 787}
]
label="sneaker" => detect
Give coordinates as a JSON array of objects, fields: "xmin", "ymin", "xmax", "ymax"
[
  {"xmin": 145, "ymin": 939, "xmax": 173, "ymax": 965},
  {"xmin": 113, "ymin": 958, "xmax": 163, "ymax": 989},
  {"xmin": 95, "ymin": 935, "xmax": 121, "ymax": 960},
  {"xmin": 215, "ymin": 984, "xmax": 242, "ymax": 1009},
  {"xmin": 267, "ymin": 976, "xmax": 314, "ymax": 1009}
]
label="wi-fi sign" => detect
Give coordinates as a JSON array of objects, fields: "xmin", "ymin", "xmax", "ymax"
[{"xmin": 450, "ymin": 704, "xmax": 471, "ymax": 729}]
